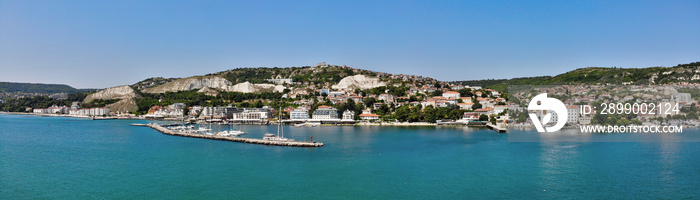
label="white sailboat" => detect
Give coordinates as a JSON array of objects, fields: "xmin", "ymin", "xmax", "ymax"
[
  {"xmin": 217, "ymin": 122, "xmax": 246, "ymax": 137},
  {"xmin": 263, "ymin": 108, "xmax": 293, "ymax": 141},
  {"xmin": 198, "ymin": 115, "xmax": 214, "ymax": 135}
]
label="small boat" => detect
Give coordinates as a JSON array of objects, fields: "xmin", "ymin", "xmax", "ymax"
[
  {"xmin": 217, "ymin": 129, "xmax": 245, "ymax": 137},
  {"xmin": 217, "ymin": 122, "xmax": 246, "ymax": 137},
  {"xmin": 196, "ymin": 127, "xmax": 212, "ymax": 132},
  {"xmin": 293, "ymin": 122, "xmax": 320, "ymax": 127},
  {"xmin": 262, "ymin": 133, "xmax": 292, "ymax": 141},
  {"xmin": 196, "ymin": 125, "xmax": 214, "ymax": 135}
]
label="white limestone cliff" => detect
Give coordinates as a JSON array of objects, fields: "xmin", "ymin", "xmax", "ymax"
[{"xmin": 332, "ymin": 75, "xmax": 387, "ymax": 90}]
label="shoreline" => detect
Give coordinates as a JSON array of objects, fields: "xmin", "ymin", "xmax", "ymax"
[
  {"xmin": 0, "ymin": 111, "xmax": 511, "ymax": 132},
  {"xmin": 0, "ymin": 111, "xmax": 488, "ymax": 128}
]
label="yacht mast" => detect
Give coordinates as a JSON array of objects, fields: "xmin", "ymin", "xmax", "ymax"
[{"xmin": 279, "ymin": 107, "xmax": 284, "ymax": 138}]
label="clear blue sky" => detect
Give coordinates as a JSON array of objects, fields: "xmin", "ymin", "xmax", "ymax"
[{"xmin": 1, "ymin": 0, "xmax": 699, "ymax": 88}]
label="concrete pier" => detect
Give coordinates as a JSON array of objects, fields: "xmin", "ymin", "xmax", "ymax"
[
  {"xmin": 487, "ymin": 124, "xmax": 507, "ymax": 133},
  {"xmin": 130, "ymin": 123, "xmax": 324, "ymax": 147}
]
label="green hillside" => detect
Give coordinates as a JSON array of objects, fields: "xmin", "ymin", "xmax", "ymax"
[
  {"xmin": 133, "ymin": 63, "xmax": 442, "ymax": 91},
  {"xmin": 452, "ymin": 62, "xmax": 700, "ymax": 91},
  {"xmin": 0, "ymin": 82, "xmax": 82, "ymax": 93}
]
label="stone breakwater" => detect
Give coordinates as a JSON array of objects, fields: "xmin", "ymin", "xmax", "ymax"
[{"xmin": 131, "ymin": 123, "xmax": 324, "ymax": 147}]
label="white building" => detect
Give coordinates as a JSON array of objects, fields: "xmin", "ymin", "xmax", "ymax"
[
  {"xmin": 290, "ymin": 108, "xmax": 309, "ymax": 120},
  {"xmin": 342, "ymin": 110, "xmax": 355, "ymax": 121},
  {"xmin": 200, "ymin": 107, "xmax": 239, "ymax": 118},
  {"xmin": 493, "ymin": 105, "xmax": 508, "ymax": 115},
  {"xmin": 671, "ymin": 93, "xmax": 692, "ymax": 102},
  {"xmin": 47, "ymin": 105, "xmax": 69, "ymax": 114},
  {"xmin": 232, "ymin": 112, "xmax": 264, "ymax": 121},
  {"xmin": 71, "ymin": 107, "xmax": 110, "ymax": 116},
  {"xmin": 579, "ymin": 116, "xmax": 592, "ymax": 125},
  {"xmin": 153, "ymin": 108, "xmax": 183, "ymax": 118},
  {"xmin": 170, "ymin": 103, "xmax": 186, "ymax": 109},
  {"xmin": 359, "ymin": 113, "xmax": 380, "ymax": 120},
  {"xmin": 457, "ymin": 103, "xmax": 474, "ymax": 110},
  {"xmin": 312, "ymin": 106, "xmax": 339, "ymax": 120},
  {"xmin": 265, "ymin": 78, "xmax": 293, "ymax": 84},
  {"xmin": 33, "ymin": 105, "xmax": 69, "ymax": 114},
  {"xmin": 442, "ymin": 91, "xmax": 461, "ymax": 99},
  {"xmin": 231, "ymin": 107, "xmax": 273, "ymax": 121},
  {"xmin": 33, "ymin": 108, "xmax": 49, "ymax": 114},
  {"xmin": 566, "ymin": 105, "xmax": 579, "ymax": 124},
  {"xmin": 92, "ymin": 107, "xmax": 110, "ymax": 116}
]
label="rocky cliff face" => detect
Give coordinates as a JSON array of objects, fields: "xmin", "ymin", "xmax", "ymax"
[
  {"xmin": 83, "ymin": 85, "xmax": 140, "ymax": 113},
  {"xmin": 229, "ymin": 82, "xmax": 285, "ymax": 93},
  {"xmin": 332, "ymin": 75, "xmax": 387, "ymax": 90},
  {"xmin": 141, "ymin": 76, "xmax": 286, "ymax": 94},
  {"xmin": 142, "ymin": 76, "xmax": 232, "ymax": 93},
  {"xmin": 83, "ymin": 85, "xmax": 138, "ymax": 103}
]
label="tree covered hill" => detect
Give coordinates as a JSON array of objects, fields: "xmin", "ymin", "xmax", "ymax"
[
  {"xmin": 452, "ymin": 61, "xmax": 700, "ymax": 91},
  {"xmin": 133, "ymin": 63, "xmax": 444, "ymax": 91},
  {"xmin": 0, "ymin": 82, "xmax": 83, "ymax": 93}
]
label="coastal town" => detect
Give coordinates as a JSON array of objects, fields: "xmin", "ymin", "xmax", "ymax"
[
  {"xmin": 19, "ymin": 82, "xmax": 509, "ymax": 127},
  {"xmin": 5, "ymin": 63, "xmax": 513, "ymax": 129},
  {"xmin": 6, "ymin": 63, "xmax": 700, "ymax": 131}
]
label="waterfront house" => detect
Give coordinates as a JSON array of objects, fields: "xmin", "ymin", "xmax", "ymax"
[
  {"xmin": 342, "ymin": 110, "xmax": 355, "ymax": 122},
  {"xmin": 290, "ymin": 108, "xmax": 310, "ymax": 121},
  {"xmin": 459, "ymin": 112, "xmax": 479, "ymax": 122},
  {"xmin": 33, "ymin": 108, "xmax": 48, "ymax": 114},
  {"xmin": 45, "ymin": 105, "xmax": 69, "ymax": 114},
  {"xmin": 359, "ymin": 113, "xmax": 380, "ymax": 120},
  {"xmin": 312, "ymin": 106, "xmax": 339, "ymax": 120},
  {"xmin": 474, "ymin": 108, "xmax": 490, "ymax": 115},
  {"xmin": 231, "ymin": 107, "xmax": 274, "ymax": 122},
  {"xmin": 70, "ymin": 107, "xmax": 110, "ymax": 116}
]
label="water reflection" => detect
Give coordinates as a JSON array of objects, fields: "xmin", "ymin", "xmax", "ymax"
[{"xmin": 657, "ymin": 142, "xmax": 680, "ymax": 193}]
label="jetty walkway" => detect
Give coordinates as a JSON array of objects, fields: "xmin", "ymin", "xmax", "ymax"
[
  {"xmin": 487, "ymin": 124, "xmax": 507, "ymax": 133},
  {"xmin": 131, "ymin": 123, "xmax": 324, "ymax": 147}
]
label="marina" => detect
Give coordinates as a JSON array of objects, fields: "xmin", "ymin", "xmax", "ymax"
[{"xmin": 131, "ymin": 123, "xmax": 324, "ymax": 147}]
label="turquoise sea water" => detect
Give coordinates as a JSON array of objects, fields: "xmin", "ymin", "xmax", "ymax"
[{"xmin": 1, "ymin": 114, "xmax": 699, "ymax": 199}]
